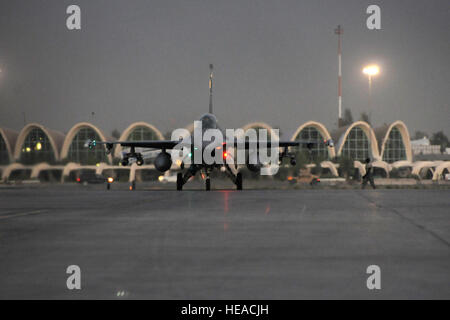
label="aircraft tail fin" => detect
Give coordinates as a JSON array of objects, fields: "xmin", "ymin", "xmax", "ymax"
[{"xmin": 209, "ymin": 64, "xmax": 213, "ymax": 114}]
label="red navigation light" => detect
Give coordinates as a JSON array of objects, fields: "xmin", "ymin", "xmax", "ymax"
[
  {"xmin": 76, "ymin": 178, "xmax": 81, "ymax": 182},
  {"xmin": 223, "ymin": 151, "xmax": 228, "ymax": 159}
]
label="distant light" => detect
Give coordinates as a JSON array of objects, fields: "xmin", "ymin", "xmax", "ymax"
[
  {"xmin": 107, "ymin": 177, "xmax": 114, "ymax": 183},
  {"xmin": 188, "ymin": 153, "xmax": 192, "ymax": 157},
  {"xmin": 96, "ymin": 163, "xmax": 100, "ymax": 167},
  {"xmin": 25, "ymin": 147, "xmax": 31, "ymax": 152},
  {"xmin": 363, "ymin": 65, "xmax": 379, "ymax": 76},
  {"xmin": 35, "ymin": 142, "xmax": 42, "ymax": 151},
  {"xmin": 158, "ymin": 175, "xmax": 164, "ymax": 182},
  {"xmin": 287, "ymin": 176, "xmax": 293, "ymax": 181},
  {"xmin": 76, "ymin": 177, "xmax": 81, "ymax": 182}
]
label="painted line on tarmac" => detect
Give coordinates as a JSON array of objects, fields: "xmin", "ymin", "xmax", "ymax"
[
  {"xmin": 356, "ymin": 191, "xmax": 450, "ymax": 248},
  {"xmin": 0, "ymin": 210, "xmax": 48, "ymax": 220}
]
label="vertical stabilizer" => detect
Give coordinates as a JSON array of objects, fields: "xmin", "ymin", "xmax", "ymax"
[{"xmin": 209, "ymin": 64, "xmax": 213, "ymax": 114}]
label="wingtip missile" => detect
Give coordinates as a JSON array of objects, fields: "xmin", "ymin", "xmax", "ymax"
[{"xmin": 84, "ymin": 139, "xmax": 96, "ymax": 149}]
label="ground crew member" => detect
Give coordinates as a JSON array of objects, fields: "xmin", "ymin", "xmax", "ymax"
[{"xmin": 362, "ymin": 157, "xmax": 376, "ymax": 189}]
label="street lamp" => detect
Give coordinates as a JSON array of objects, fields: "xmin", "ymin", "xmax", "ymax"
[{"xmin": 362, "ymin": 64, "xmax": 380, "ymax": 117}]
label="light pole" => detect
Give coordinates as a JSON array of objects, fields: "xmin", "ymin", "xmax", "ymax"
[
  {"xmin": 334, "ymin": 25, "xmax": 343, "ymax": 127},
  {"xmin": 362, "ymin": 65, "xmax": 379, "ymax": 118}
]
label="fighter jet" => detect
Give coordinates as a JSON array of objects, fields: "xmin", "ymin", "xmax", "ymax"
[{"xmin": 86, "ymin": 65, "xmax": 333, "ymax": 190}]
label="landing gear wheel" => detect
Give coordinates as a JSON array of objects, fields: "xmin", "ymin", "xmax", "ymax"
[
  {"xmin": 205, "ymin": 178, "xmax": 211, "ymax": 191},
  {"xmin": 236, "ymin": 172, "xmax": 242, "ymax": 190},
  {"xmin": 177, "ymin": 173, "xmax": 183, "ymax": 191}
]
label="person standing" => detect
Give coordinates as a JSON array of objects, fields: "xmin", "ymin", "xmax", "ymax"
[{"xmin": 362, "ymin": 158, "xmax": 376, "ymax": 189}]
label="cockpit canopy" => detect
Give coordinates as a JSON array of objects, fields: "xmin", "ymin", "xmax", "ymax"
[{"xmin": 199, "ymin": 113, "xmax": 218, "ymax": 130}]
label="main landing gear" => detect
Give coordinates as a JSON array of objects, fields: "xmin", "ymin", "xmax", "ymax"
[
  {"xmin": 176, "ymin": 166, "xmax": 243, "ymax": 191},
  {"xmin": 177, "ymin": 172, "xmax": 183, "ymax": 191},
  {"xmin": 205, "ymin": 177, "xmax": 211, "ymax": 191},
  {"xmin": 236, "ymin": 172, "xmax": 242, "ymax": 190}
]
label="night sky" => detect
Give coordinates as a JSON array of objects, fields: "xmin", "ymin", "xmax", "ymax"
[{"xmin": 0, "ymin": 0, "xmax": 448, "ymax": 138}]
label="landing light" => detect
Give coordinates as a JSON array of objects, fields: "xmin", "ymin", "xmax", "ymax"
[
  {"xmin": 107, "ymin": 177, "xmax": 114, "ymax": 183},
  {"xmin": 158, "ymin": 175, "xmax": 164, "ymax": 182}
]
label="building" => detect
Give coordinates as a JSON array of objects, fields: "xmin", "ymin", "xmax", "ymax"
[
  {"xmin": 410, "ymin": 137, "xmax": 442, "ymax": 155},
  {"xmin": 0, "ymin": 120, "xmax": 449, "ymax": 182}
]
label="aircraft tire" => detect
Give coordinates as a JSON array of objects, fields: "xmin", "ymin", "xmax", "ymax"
[
  {"xmin": 236, "ymin": 172, "xmax": 242, "ymax": 190},
  {"xmin": 177, "ymin": 173, "xmax": 183, "ymax": 191}
]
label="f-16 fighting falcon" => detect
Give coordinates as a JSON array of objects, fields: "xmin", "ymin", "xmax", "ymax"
[{"xmin": 86, "ymin": 65, "xmax": 334, "ymax": 190}]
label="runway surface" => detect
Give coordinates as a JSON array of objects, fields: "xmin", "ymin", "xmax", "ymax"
[{"xmin": 0, "ymin": 184, "xmax": 449, "ymax": 299}]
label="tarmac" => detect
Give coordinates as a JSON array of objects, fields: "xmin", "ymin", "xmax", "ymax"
[{"xmin": 0, "ymin": 182, "xmax": 449, "ymax": 299}]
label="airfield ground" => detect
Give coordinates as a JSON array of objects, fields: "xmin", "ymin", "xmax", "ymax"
[{"xmin": 0, "ymin": 183, "xmax": 449, "ymax": 299}]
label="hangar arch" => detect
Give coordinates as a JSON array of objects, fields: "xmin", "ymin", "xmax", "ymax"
[
  {"xmin": 379, "ymin": 121, "xmax": 412, "ymax": 163},
  {"xmin": 114, "ymin": 122, "xmax": 164, "ymax": 158},
  {"xmin": 433, "ymin": 162, "xmax": 450, "ymax": 180},
  {"xmin": 61, "ymin": 122, "xmax": 110, "ymax": 165},
  {"xmin": 240, "ymin": 122, "xmax": 279, "ymax": 140},
  {"xmin": 14, "ymin": 123, "xmax": 64, "ymax": 164},
  {"xmin": 335, "ymin": 121, "xmax": 379, "ymax": 162},
  {"xmin": 0, "ymin": 128, "xmax": 18, "ymax": 165},
  {"xmin": 290, "ymin": 121, "xmax": 335, "ymax": 159},
  {"xmin": 184, "ymin": 123, "xmax": 194, "ymax": 135},
  {"xmin": 412, "ymin": 161, "xmax": 442, "ymax": 179}
]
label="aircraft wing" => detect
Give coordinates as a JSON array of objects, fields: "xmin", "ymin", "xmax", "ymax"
[
  {"xmin": 85, "ymin": 139, "xmax": 191, "ymax": 150},
  {"xmin": 225, "ymin": 139, "xmax": 334, "ymax": 149},
  {"xmin": 85, "ymin": 138, "xmax": 333, "ymax": 151}
]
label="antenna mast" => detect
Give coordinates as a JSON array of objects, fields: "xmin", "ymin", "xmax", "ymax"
[{"xmin": 335, "ymin": 25, "xmax": 343, "ymax": 127}]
